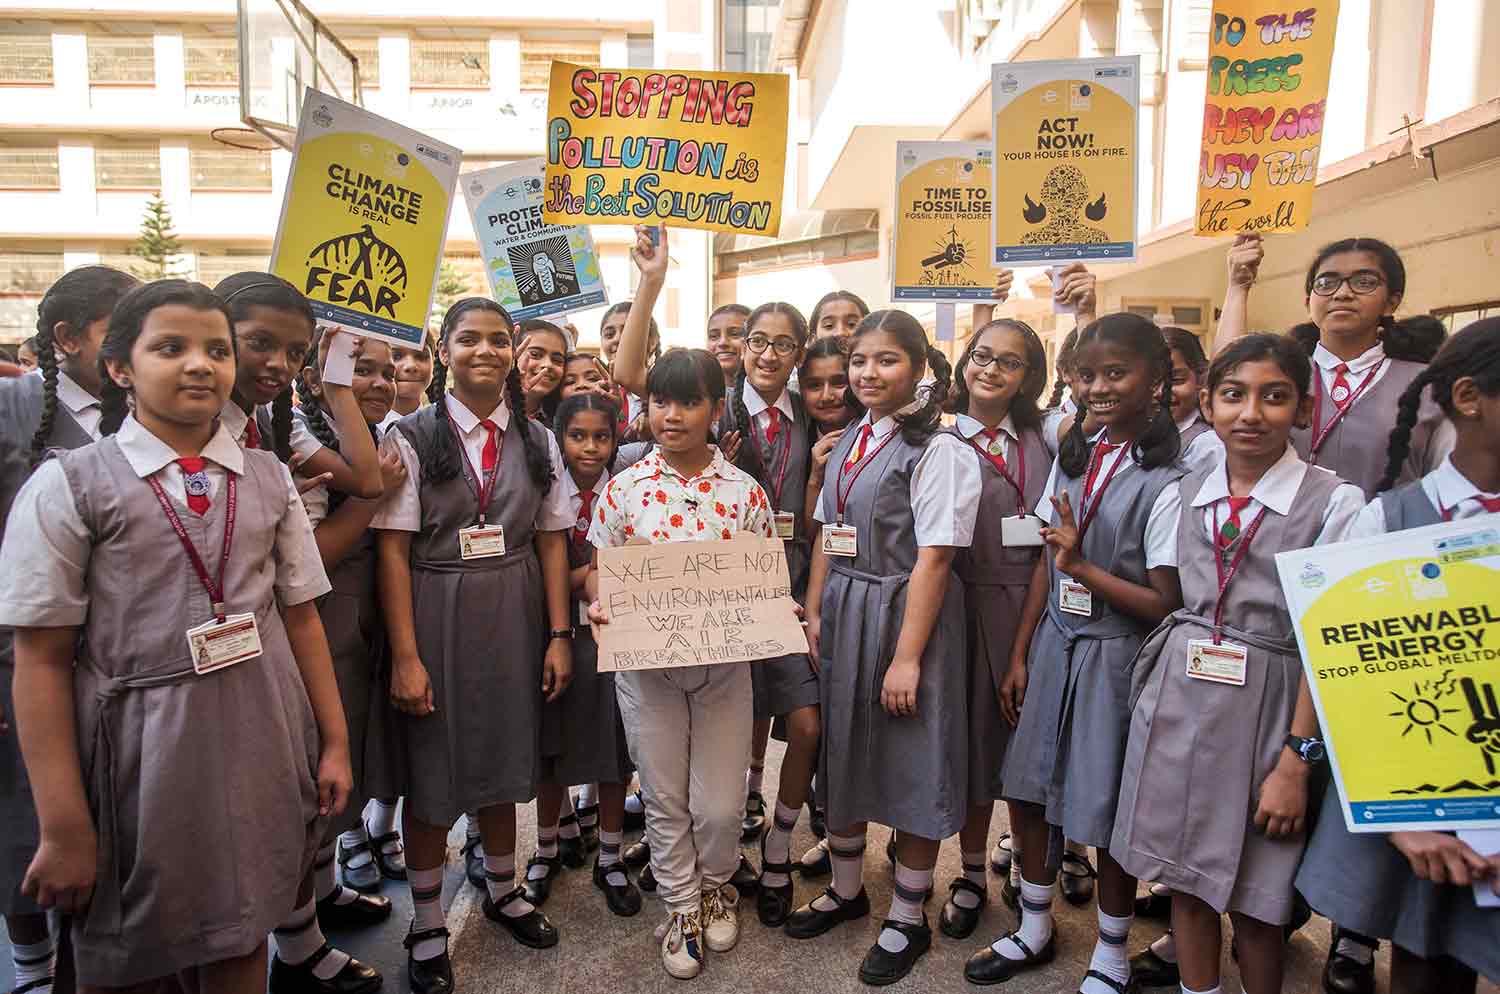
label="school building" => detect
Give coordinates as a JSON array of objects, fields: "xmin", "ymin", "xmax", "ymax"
[{"xmin": 714, "ymin": 0, "xmax": 1500, "ymax": 364}]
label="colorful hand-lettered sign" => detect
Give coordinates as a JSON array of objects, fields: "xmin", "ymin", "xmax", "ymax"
[
  {"xmin": 543, "ymin": 63, "xmax": 789, "ymax": 236},
  {"xmin": 892, "ymin": 142, "xmax": 996, "ymax": 302},
  {"xmin": 1196, "ymin": 1, "xmax": 1340, "ymax": 236}
]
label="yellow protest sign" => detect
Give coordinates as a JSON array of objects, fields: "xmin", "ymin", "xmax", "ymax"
[
  {"xmin": 892, "ymin": 141, "xmax": 994, "ymax": 302},
  {"xmin": 991, "ymin": 56, "xmax": 1139, "ymax": 265},
  {"xmin": 271, "ymin": 89, "xmax": 460, "ymax": 349},
  {"xmin": 1196, "ymin": 1, "xmax": 1340, "ymax": 236},
  {"xmin": 1277, "ymin": 519, "xmax": 1500, "ymax": 832},
  {"xmin": 594, "ymin": 536, "xmax": 808, "ymax": 672},
  {"xmin": 542, "ymin": 62, "xmax": 788, "ymax": 236}
]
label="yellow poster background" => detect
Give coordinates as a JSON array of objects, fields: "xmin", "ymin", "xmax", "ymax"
[
  {"xmin": 542, "ymin": 62, "xmax": 788, "ymax": 236},
  {"xmin": 1195, "ymin": 1, "xmax": 1340, "ymax": 236},
  {"xmin": 892, "ymin": 142, "xmax": 994, "ymax": 302}
]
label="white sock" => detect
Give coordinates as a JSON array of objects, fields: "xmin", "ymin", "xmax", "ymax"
[
  {"xmin": 409, "ymin": 866, "xmax": 446, "ymax": 961},
  {"xmin": 1151, "ymin": 930, "xmax": 1178, "ymax": 963},
  {"xmin": 598, "ymin": 829, "xmax": 628, "ymax": 887},
  {"xmin": 747, "ymin": 763, "xmax": 765, "ymax": 794},
  {"xmin": 1336, "ymin": 934, "xmax": 1376, "ymax": 965},
  {"xmin": 274, "ymin": 898, "xmax": 350, "ymax": 978},
  {"xmin": 811, "ymin": 831, "xmax": 865, "ymax": 911},
  {"xmin": 338, "ymin": 828, "xmax": 374, "ymax": 871},
  {"xmin": 1081, "ymin": 908, "xmax": 1133, "ymax": 992},
  {"xmin": 536, "ymin": 820, "xmax": 559, "ymax": 861},
  {"xmin": 877, "ymin": 860, "xmax": 932, "ymax": 953},
  {"xmin": 625, "ymin": 790, "xmax": 645, "ymax": 815},
  {"xmin": 11, "ymin": 937, "xmax": 54, "ymax": 989},
  {"xmin": 762, "ymin": 800, "xmax": 799, "ymax": 889},
  {"xmin": 368, "ymin": 798, "xmax": 399, "ymax": 838},
  {"xmin": 578, "ymin": 784, "xmax": 599, "ymax": 825},
  {"xmin": 952, "ymin": 850, "xmax": 986, "ymax": 909},
  {"xmin": 315, "ymin": 843, "xmax": 358, "ymax": 905},
  {"xmin": 1180, "ymin": 985, "xmax": 1220, "ymax": 994},
  {"xmin": 484, "ymin": 852, "xmax": 535, "ymax": 915},
  {"xmin": 992, "ymin": 875, "xmax": 1055, "ymax": 961}
]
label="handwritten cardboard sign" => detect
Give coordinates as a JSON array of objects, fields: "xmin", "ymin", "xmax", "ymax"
[
  {"xmin": 1195, "ymin": 1, "xmax": 1340, "ymax": 236},
  {"xmin": 595, "ymin": 536, "xmax": 808, "ymax": 672}
]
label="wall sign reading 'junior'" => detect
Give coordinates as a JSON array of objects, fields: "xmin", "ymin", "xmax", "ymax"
[
  {"xmin": 271, "ymin": 89, "xmax": 460, "ymax": 349},
  {"xmin": 542, "ymin": 63, "xmax": 789, "ymax": 235}
]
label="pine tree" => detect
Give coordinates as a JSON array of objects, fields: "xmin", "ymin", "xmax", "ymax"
[
  {"xmin": 130, "ymin": 195, "xmax": 184, "ymax": 279},
  {"xmin": 430, "ymin": 260, "xmax": 470, "ymax": 325}
]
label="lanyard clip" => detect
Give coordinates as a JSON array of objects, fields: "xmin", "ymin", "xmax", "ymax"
[{"xmin": 211, "ymin": 600, "xmax": 226, "ymax": 622}]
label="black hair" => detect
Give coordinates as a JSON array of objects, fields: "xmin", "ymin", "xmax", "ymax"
[
  {"xmin": 1205, "ymin": 332, "xmax": 1313, "ymax": 399},
  {"xmin": 552, "ymin": 391, "xmax": 622, "ymax": 474},
  {"xmin": 1057, "ymin": 313, "xmax": 1180, "ymax": 478},
  {"xmin": 952, "ymin": 318, "xmax": 1048, "ymax": 431},
  {"xmin": 1046, "ymin": 326, "xmax": 1081, "ymax": 410},
  {"xmin": 809, "ymin": 291, "xmax": 869, "ymax": 335},
  {"xmin": 845, "ymin": 309, "xmax": 951, "ymax": 445},
  {"xmin": 729, "ymin": 302, "xmax": 810, "ymax": 487},
  {"xmin": 602, "ymin": 300, "xmax": 661, "ymax": 365},
  {"xmin": 646, "ymin": 348, "xmax": 725, "ymax": 409},
  {"xmin": 99, "ymin": 280, "xmax": 233, "ymax": 437},
  {"xmin": 709, "ymin": 302, "xmax": 751, "ymax": 324},
  {"xmin": 19, "ymin": 335, "xmax": 38, "ymax": 355},
  {"xmin": 517, "ymin": 319, "xmax": 570, "ymax": 424},
  {"xmin": 798, "ymin": 334, "xmax": 862, "ymax": 428},
  {"xmin": 213, "ymin": 272, "xmax": 314, "ymax": 462},
  {"xmin": 1162, "ymin": 327, "xmax": 1208, "ymax": 377},
  {"xmin": 1378, "ymin": 317, "xmax": 1500, "ymax": 494},
  {"xmin": 424, "ymin": 296, "xmax": 553, "ymax": 493},
  {"xmin": 29, "ymin": 265, "xmax": 140, "ymax": 466},
  {"xmin": 1300, "ymin": 237, "xmax": 1432, "ymax": 362},
  {"xmin": 1288, "ymin": 321, "xmax": 1322, "ymax": 357},
  {"xmin": 1397, "ymin": 314, "xmax": 1447, "ymax": 362}
]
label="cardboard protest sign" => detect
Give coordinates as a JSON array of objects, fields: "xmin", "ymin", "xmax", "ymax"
[
  {"xmin": 991, "ymin": 56, "xmax": 1139, "ymax": 265},
  {"xmin": 463, "ymin": 158, "xmax": 607, "ymax": 322},
  {"xmin": 892, "ymin": 141, "xmax": 995, "ymax": 302},
  {"xmin": 542, "ymin": 62, "xmax": 789, "ymax": 236},
  {"xmin": 1277, "ymin": 519, "xmax": 1500, "ymax": 832},
  {"xmin": 594, "ymin": 536, "xmax": 808, "ymax": 673},
  {"xmin": 271, "ymin": 89, "xmax": 459, "ymax": 349},
  {"xmin": 1197, "ymin": 2, "xmax": 1339, "ymax": 235}
]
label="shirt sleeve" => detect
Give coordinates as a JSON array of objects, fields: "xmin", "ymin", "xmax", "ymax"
[
  {"xmin": 586, "ymin": 476, "xmax": 630, "ymax": 549},
  {"xmin": 273, "ymin": 466, "xmax": 332, "ymax": 606},
  {"xmin": 0, "ymin": 461, "xmax": 92, "ymax": 628},
  {"xmin": 300, "ymin": 480, "xmax": 330, "ymax": 530},
  {"xmin": 1315, "ymin": 483, "xmax": 1369, "ymax": 545},
  {"xmin": 534, "ymin": 431, "xmax": 577, "ymax": 532},
  {"xmin": 371, "ymin": 430, "xmax": 422, "ymax": 532},
  {"xmin": 1144, "ymin": 481, "xmax": 1183, "ymax": 570},
  {"xmin": 1343, "ymin": 498, "xmax": 1387, "ymax": 541},
  {"xmin": 288, "ymin": 415, "xmax": 325, "ymax": 461},
  {"xmin": 1035, "ymin": 457, "xmax": 1063, "ymax": 521},
  {"xmin": 911, "ymin": 433, "xmax": 981, "ymax": 548},
  {"xmin": 1180, "ymin": 431, "xmax": 1225, "ymax": 473},
  {"xmin": 742, "ymin": 482, "xmax": 775, "ymax": 538}
]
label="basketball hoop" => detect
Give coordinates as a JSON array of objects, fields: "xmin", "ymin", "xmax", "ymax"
[{"xmin": 210, "ymin": 126, "xmax": 282, "ymax": 152}]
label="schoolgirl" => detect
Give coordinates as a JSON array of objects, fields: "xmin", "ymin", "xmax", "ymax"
[
  {"xmin": 373, "ymin": 297, "xmax": 576, "ymax": 992},
  {"xmin": 586, "ymin": 348, "xmax": 775, "ymax": 980},
  {"xmin": 389, "ymin": 332, "xmax": 436, "ymax": 421},
  {"xmin": 1162, "ymin": 327, "xmax": 1220, "ymax": 471},
  {"xmin": 970, "ymin": 314, "xmax": 1185, "ymax": 994},
  {"xmin": 0, "ymin": 264, "xmax": 138, "ymax": 994},
  {"xmin": 808, "ymin": 291, "xmax": 868, "ymax": 339},
  {"xmin": 1297, "ymin": 319, "xmax": 1500, "ymax": 994},
  {"xmin": 560, "ymin": 352, "xmax": 615, "ymax": 400},
  {"xmin": 706, "ymin": 303, "xmax": 751, "ymax": 387},
  {"xmin": 599, "ymin": 300, "xmax": 659, "ymax": 431},
  {"xmin": 2, "ymin": 279, "xmax": 351, "ymax": 993},
  {"xmin": 516, "ymin": 319, "xmax": 569, "ymax": 423},
  {"xmin": 1112, "ymin": 334, "xmax": 1366, "ymax": 994},
  {"xmin": 14, "ymin": 336, "xmax": 38, "ymax": 374},
  {"xmin": 787, "ymin": 309, "xmax": 979, "ymax": 987}
]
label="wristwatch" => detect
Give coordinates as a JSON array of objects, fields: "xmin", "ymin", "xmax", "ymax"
[
  {"xmin": 1285, "ymin": 734, "xmax": 1326, "ymax": 764},
  {"xmin": 548, "ymin": 628, "xmax": 574, "ymax": 641}
]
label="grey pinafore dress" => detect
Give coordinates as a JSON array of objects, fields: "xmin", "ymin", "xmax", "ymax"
[
  {"xmin": 1296, "ymin": 480, "xmax": 1500, "ymax": 976},
  {"xmin": 58, "ymin": 439, "xmax": 322, "ymax": 984},
  {"xmin": 815, "ymin": 427, "xmax": 969, "ymax": 840},
  {"xmin": 1179, "ymin": 415, "xmax": 1213, "ymax": 449},
  {"xmin": 1112, "ymin": 463, "xmax": 1342, "ymax": 924},
  {"xmin": 1000, "ymin": 451, "xmax": 1183, "ymax": 847},
  {"xmin": 952, "ymin": 424, "xmax": 1048, "ymax": 804},
  {"xmin": 1291, "ymin": 358, "xmax": 1439, "ymax": 498},
  {"xmin": 392, "ymin": 406, "xmax": 548, "ymax": 824},
  {"xmin": 0, "ymin": 373, "xmax": 94, "ymax": 916}
]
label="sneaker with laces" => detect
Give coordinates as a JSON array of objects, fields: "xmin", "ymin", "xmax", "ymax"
[
  {"xmin": 659, "ymin": 910, "xmax": 705, "ymax": 979},
  {"xmin": 701, "ymin": 883, "xmax": 741, "ymax": 953}
]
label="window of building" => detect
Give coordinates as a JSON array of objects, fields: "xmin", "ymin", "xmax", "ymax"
[
  {"xmin": 0, "ymin": 27, "xmax": 53, "ymax": 84},
  {"xmin": 95, "ymin": 144, "xmax": 161, "ymax": 190},
  {"xmin": 183, "ymin": 33, "xmax": 237, "ymax": 85},
  {"xmin": 0, "ymin": 252, "xmax": 64, "ymax": 293},
  {"xmin": 519, "ymin": 39, "xmax": 600, "ymax": 91},
  {"xmin": 345, "ymin": 39, "xmax": 380, "ymax": 89},
  {"xmin": 410, "ymin": 37, "xmax": 488, "ymax": 88},
  {"xmin": 717, "ymin": 229, "xmax": 879, "ymax": 276},
  {"xmin": 88, "ymin": 33, "xmax": 156, "ymax": 85},
  {"xmin": 1123, "ymin": 298, "xmax": 1211, "ymax": 337},
  {"xmin": 722, "ymin": 0, "xmax": 776, "ymax": 73},
  {"xmin": 194, "ymin": 251, "xmax": 271, "ymax": 286},
  {"xmin": 0, "ymin": 143, "xmax": 60, "ymax": 189},
  {"xmin": 189, "ymin": 145, "xmax": 272, "ymax": 190},
  {"xmin": 1435, "ymin": 301, "xmax": 1499, "ymax": 333},
  {"xmin": 626, "ymin": 34, "xmax": 654, "ymax": 69}
]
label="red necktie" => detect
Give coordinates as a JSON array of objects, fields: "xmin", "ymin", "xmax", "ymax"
[
  {"xmin": 1082, "ymin": 441, "xmax": 1122, "ymax": 503},
  {"xmin": 479, "ymin": 419, "xmax": 500, "ymax": 473},
  {"xmin": 575, "ymin": 490, "xmax": 596, "ymax": 546},
  {"xmin": 1218, "ymin": 496, "xmax": 1252, "ymax": 551},
  {"xmin": 1478, "ymin": 496, "xmax": 1500, "ymax": 514},
  {"xmin": 845, "ymin": 424, "xmax": 874, "ymax": 466},
  {"xmin": 177, "ymin": 457, "xmax": 211, "ymax": 516},
  {"xmin": 1329, "ymin": 363, "xmax": 1352, "ymax": 405},
  {"xmin": 244, "ymin": 416, "xmax": 261, "ymax": 451},
  {"xmin": 765, "ymin": 408, "xmax": 782, "ymax": 444}
]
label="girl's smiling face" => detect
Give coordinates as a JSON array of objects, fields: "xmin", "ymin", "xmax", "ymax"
[
  {"xmin": 800, "ymin": 354, "xmax": 852, "ymax": 430},
  {"xmin": 562, "ymin": 407, "xmax": 614, "ymax": 482},
  {"xmin": 744, "ymin": 311, "xmax": 803, "ymax": 399},
  {"xmin": 815, "ymin": 299, "xmax": 863, "ymax": 338},
  {"xmin": 1205, "ymin": 358, "xmax": 1309, "ymax": 462},
  {"xmin": 233, "ymin": 304, "xmax": 312, "ymax": 405},
  {"xmin": 1168, "ymin": 346, "xmax": 1204, "ymax": 424},
  {"xmin": 706, "ymin": 309, "xmax": 747, "ymax": 379},
  {"xmin": 560, "ymin": 354, "xmax": 614, "ymax": 399},
  {"xmin": 390, "ymin": 341, "xmax": 434, "ymax": 411},
  {"xmin": 1073, "ymin": 340, "xmax": 1162, "ymax": 433},
  {"xmin": 600, "ymin": 310, "xmax": 626, "ymax": 361},
  {"xmin": 963, "ymin": 325, "xmax": 1031, "ymax": 416},
  {"xmin": 350, "ymin": 340, "xmax": 398, "ymax": 424},
  {"xmin": 518, "ymin": 328, "xmax": 568, "ymax": 401},
  {"xmin": 440, "ymin": 309, "xmax": 514, "ymax": 397},
  {"xmin": 848, "ymin": 329, "xmax": 921, "ymax": 417}
]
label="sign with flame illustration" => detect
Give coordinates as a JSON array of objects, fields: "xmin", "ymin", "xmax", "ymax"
[
  {"xmin": 891, "ymin": 141, "xmax": 996, "ymax": 302},
  {"xmin": 271, "ymin": 89, "xmax": 460, "ymax": 348},
  {"xmin": 1277, "ymin": 519, "xmax": 1500, "ymax": 832}
]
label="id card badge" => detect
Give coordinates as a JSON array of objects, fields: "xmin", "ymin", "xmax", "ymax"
[
  {"xmin": 1000, "ymin": 514, "xmax": 1045, "ymax": 547},
  {"xmin": 187, "ymin": 613, "xmax": 262, "ymax": 675},
  {"xmin": 458, "ymin": 524, "xmax": 506, "ymax": 559},
  {"xmin": 822, "ymin": 523, "xmax": 858, "ymax": 557},
  {"xmin": 1185, "ymin": 639, "xmax": 1248, "ymax": 686},
  {"xmin": 1058, "ymin": 579, "xmax": 1093, "ymax": 616},
  {"xmin": 774, "ymin": 511, "xmax": 796, "ymax": 540}
]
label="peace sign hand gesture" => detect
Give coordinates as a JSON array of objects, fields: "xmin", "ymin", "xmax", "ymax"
[{"xmin": 1042, "ymin": 492, "xmax": 1083, "ymax": 577}]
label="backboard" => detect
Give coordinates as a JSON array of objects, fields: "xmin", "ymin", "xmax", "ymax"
[{"xmin": 234, "ymin": 0, "xmax": 362, "ymax": 150}]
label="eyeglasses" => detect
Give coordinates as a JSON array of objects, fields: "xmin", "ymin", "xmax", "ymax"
[
  {"xmin": 968, "ymin": 350, "xmax": 1028, "ymax": 373},
  {"xmin": 1310, "ymin": 272, "xmax": 1384, "ymax": 296},
  {"xmin": 745, "ymin": 334, "xmax": 800, "ymax": 357}
]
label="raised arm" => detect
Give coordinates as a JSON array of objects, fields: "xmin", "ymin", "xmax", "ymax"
[
  {"xmin": 1215, "ymin": 233, "xmax": 1264, "ymax": 354},
  {"xmin": 611, "ymin": 225, "xmax": 669, "ymax": 399}
]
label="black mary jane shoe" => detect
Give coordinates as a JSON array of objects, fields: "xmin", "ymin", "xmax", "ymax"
[
  {"xmin": 963, "ymin": 932, "xmax": 1056, "ymax": 985},
  {"xmin": 522, "ymin": 853, "xmax": 562, "ymax": 907},
  {"xmin": 483, "ymin": 886, "xmax": 560, "ymax": 948},
  {"xmin": 859, "ymin": 916, "xmax": 932, "ymax": 987},
  {"xmin": 557, "ymin": 814, "xmax": 587, "ymax": 869},
  {"xmin": 575, "ymin": 803, "xmax": 601, "ymax": 852},
  {"xmin": 1059, "ymin": 848, "xmax": 1097, "ymax": 906},
  {"xmin": 1129, "ymin": 945, "xmax": 1180, "ymax": 988},
  {"xmin": 364, "ymin": 825, "xmax": 408, "ymax": 882},
  {"xmin": 731, "ymin": 853, "xmax": 760, "ymax": 895},
  {"xmin": 798, "ymin": 838, "xmax": 832, "ymax": 878},
  {"xmin": 316, "ymin": 888, "xmax": 393, "ymax": 929},
  {"xmin": 593, "ymin": 857, "xmax": 643, "ymax": 917},
  {"xmin": 269, "ymin": 944, "xmax": 382, "ymax": 994},
  {"xmin": 460, "ymin": 836, "xmax": 486, "ymax": 890},
  {"xmin": 1078, "ymin": 968, "xmax": 1140, "ymax": 994},
  {"xmin": 1323, "ymin": 929, "xmax": 1377, "ymax": 994},
  {"xmin": 742, "ymin": 789, "xmax": 768, "ymax": 840},
  {"xmin": 623, "ymin": 838, "xmax": 651, "ymax": 866},
  {"xmin": 809, "ymin": 802, "xmax": 827, "ymax": 840},
  {"xmin": 638, "ymin": 861, "xmax": 658, "ymax": 892},
  {"xmin": 938, "ymin": 877, "xmax": 986, "ymax": 940},
  {"xmin": 756, "ymin": 834, "xmax": 797, "ymax": 927},
  {"xmin": 15, "ymin": 980, "xmax": 55, "ymax": 994},
  {"xmin": 403, "ymin": 925, "xmax": 454, "ymax": 994},
  {"xmin": 623, "ymin": 789, "xmax": 646, "ymax": 832},
  {"xmin": 1133, "ymin": 889, "xmax": 1172, "ymax": 920},
  {"xmin": 784, "ymin": 886, "xmax": 871, "ymax": 939}
]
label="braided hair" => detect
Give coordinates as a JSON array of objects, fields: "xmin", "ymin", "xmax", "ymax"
[
  {"xmin": 1046, "ymin": 326, "xmax": 1081, "ymax": 410},
  {"xmin": 1377, "ymin": 317, "xmax": 1500, "ymax": 494},
  {"xmin": 213, "ymin": 272, "xmax": 314, "ymax": 463},
  {"xmin": 1057, "ymin": 314, "xmax": 1180, "ymax": 478},
  {"xmin": 729, "ymin": 302, "xmax": 809, "ymax": 489},
  {"xmin": 552, "ymin": 391, "xmax": 622, "ymax": 472},
  {"xmin": 28, "ymin": 265, "xmax": 139, "ymax": 465},
  {"xmin": 952, "ymin": 318, "xmax": 1049, "ymax": 431},
  {"xmin": 845, "ymin": 310, "xmax": 951, "ymax": 446}
]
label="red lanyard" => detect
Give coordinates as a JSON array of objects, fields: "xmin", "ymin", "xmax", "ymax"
[
  {"xmin": 834, "ymin": 425, "xmax": 898, "ymax": 524},
  {"xmin": 147, "ymin": 470, "xmax": 235, "ymax": 623},
  {"xmin": 1209, "ymin": 499, "xmax": 1268, "ymax": 644},
  {"xmin": 1076, "ymin": 442, "xmax": 1128, "ymax": 541},
  {"xmin": 966, "ymin": 431, "xmax": 1027, "ymax": 515},
  {"xmin": 447, "ymin": 414, "xmax": 501, "ymax": 525},
  {"xmin": 1309, "ymin": 359, "xmax": 1384, "ymax": 456},
  {"xmin": 758, "ymin": 410, "xmax": 793, "ymax": 509}
]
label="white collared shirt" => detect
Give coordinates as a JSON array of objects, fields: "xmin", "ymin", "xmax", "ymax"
[
  {"xmin": 1312, "ymin": 341, "xmax": 1389, "ymax": 398},
  {"xmin": 373, "ymin": 393, "xmax": 574, "ymax": 533},
  {"xmin": 563, "ymin": 465, "xmax": 610, "ymax": 531},
  {"xmin": 218, "ymin": 399, "xmax": 323, "ymax": 460},
  {"xmin": 0, "ymin": 415, "xmax": 330, "ymax": 627},
  {"xmin": 55, "ymin": 370, "xmax": 102, "ymax": 441},
  {"xmin": 1347, "ymin": 456, "xmax": 1500, "ymax": 538},
  {"xmin": 1035, "ymin": 429, "xmax": 1179, "ymax": 569},
  {"xmin": 742, "ymin": 380, "xmax": 797, "ymax": 442},
  {"xmin": 300, "ymin": 420, "xmax": 388, "ymax": 529},
  {"xmin": 589, "ymin": 445, "xmax": 773, "ymax": 547}
]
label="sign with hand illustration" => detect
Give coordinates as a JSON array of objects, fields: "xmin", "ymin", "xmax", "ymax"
[{"xmin": 892, "ymin": 141, "xmax": 996, "ymax": 302}]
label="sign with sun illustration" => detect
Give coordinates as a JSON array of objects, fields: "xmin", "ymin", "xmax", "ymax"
[
  {"xmin": 891, "ymin": 141, "xmax": 996, "ymax": 302},
  {"xmin": 991, "ymin": 56, "xmax": 1139, "ymax": 265},
  {"xmin": 271, "ymin": 89, "xmax": 460, "ymax": 349},
  {"xmin": 1277, "ymin": 520, "xmax": 1500, "ymax": 832}
]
